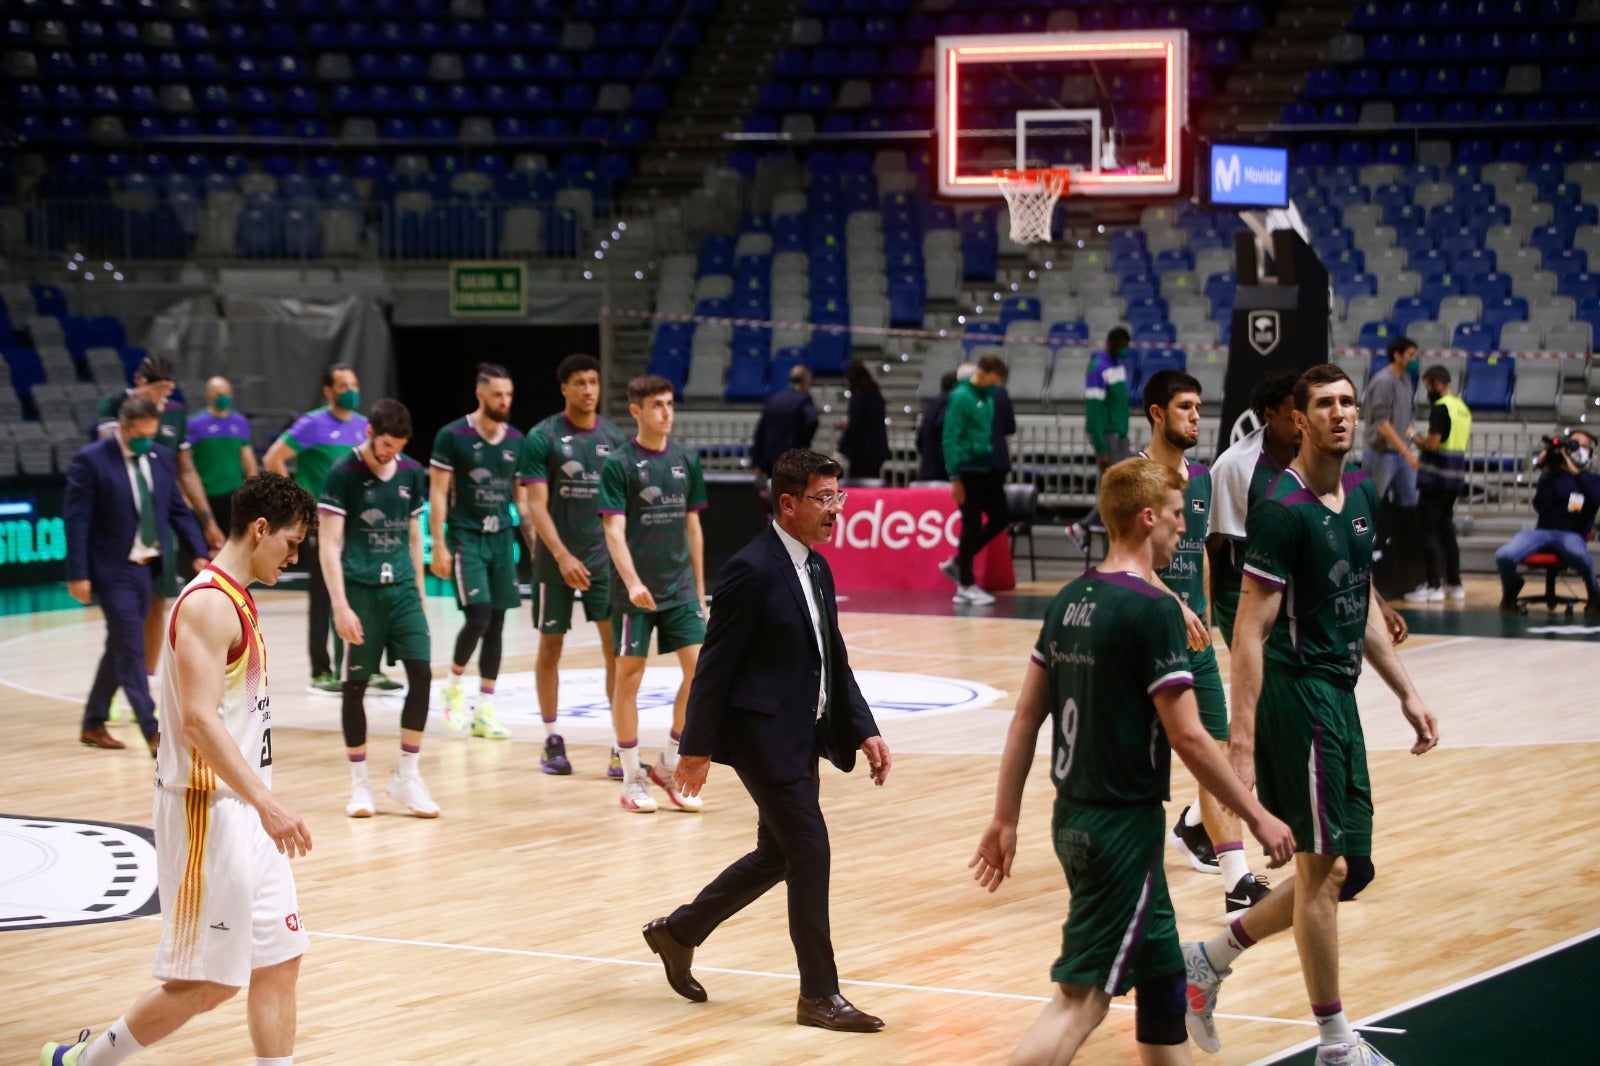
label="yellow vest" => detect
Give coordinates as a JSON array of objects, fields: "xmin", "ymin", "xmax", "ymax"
[{"xmin": 1419, "ymin": 391, "xmax": 1471, "ymax": 488}]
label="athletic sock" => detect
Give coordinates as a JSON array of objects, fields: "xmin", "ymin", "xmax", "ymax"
[
  {"xmin": 1185, "ymin": 802, "xmax": 1205, "ymax": 827},
  {"xmin": 480, "ymin": 679, "xmax": 496, "ymax": 696},
  {"xmin": 1202, "ymin": 916, "xmax": 1256, "ymax": 973},
  {"xmin": 1216, "ymin": 842, "xmax": 1249, "ymax": 886},
  {"xmin": 397, "ymin": 745, "xmax": 420, "ymax": 778},
  {"xmin": 255, "ymin": 1057, "xmax": 294, "ymax": 1066},
  {"xmin": 347, "ymin": 753, "xmax": 368, "ymax": 786},
  {"xmin": 1314, "ymin": 1003, "xmax": 1355, "ymax": 1045},
  {"xmin": 661, "ymin": 731, "xmax": 681, "ymax": 771},
  {"xmin": 618, "ymin": 740, "xmax": 641, "ymax": 781},
  {"xmin": 79, "ymin": 1017, "xmax": 141, "ymax": 1066},
  {"xmin": 543, "ymin": 718, "xmax": 556, "ymax": 740}
]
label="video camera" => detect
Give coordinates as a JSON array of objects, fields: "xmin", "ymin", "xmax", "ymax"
[{"xmin": 1538, "ymin": 433, "xmax": 1592, "ymax": 474}]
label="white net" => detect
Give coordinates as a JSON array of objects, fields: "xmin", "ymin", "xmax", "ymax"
[{"xmin": 996, "ymin": 169, "xmax": 1069, "ymax": 245}]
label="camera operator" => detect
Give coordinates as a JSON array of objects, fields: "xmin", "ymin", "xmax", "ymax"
[{"xmin": 1495, "ymin": 428, "xmax": 1600, "ymax": 615}]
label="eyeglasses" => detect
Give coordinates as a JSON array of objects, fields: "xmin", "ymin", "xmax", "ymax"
[{"xmin": 803, "ymin": 492, "xmax": 848, "ymax": 510}]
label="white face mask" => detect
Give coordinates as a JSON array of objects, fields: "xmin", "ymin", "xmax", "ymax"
[{"xmin": 1572, "ymin": 445, "xmax": 1593, "ymax": 468}]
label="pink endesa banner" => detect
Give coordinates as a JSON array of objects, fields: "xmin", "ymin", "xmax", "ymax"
[{"xmin": 813, "ymin": 487, "xmax": 1015, "ymax": 593}]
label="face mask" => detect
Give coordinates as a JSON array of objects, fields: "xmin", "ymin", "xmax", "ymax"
[
  {"xmin": 1573, "ymin": 446, "xmax": 1593, "ymax": 467},
  {"xmin": 128, "ymin": 436, "xmax": 154, "ymax": 456},
  {"xmin": 336, "ymin": 389, "xmax": 360, "ymax": 411},
  {"xmin": 1407, "ymin": 356, "xmax": 1421, "ymax": 376},
  {"xmin": 213, "ymin": 394, "xmax": 232, "ymax": 412}
]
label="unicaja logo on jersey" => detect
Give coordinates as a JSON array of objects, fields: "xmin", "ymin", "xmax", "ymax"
[
  {"xmin": 359, "ymin": 507, "xmax": 386, "ymax": 526},
  {"xmin": 560, "ymin": 460, "xmax": 585, "ymax": 478},
  {"xmin": 469, "ymin": 468, "xmax": 492, "ymax": 483},
  {"xmin": 638, "ymin": 485, "xmax": 663, "ymax": 504}
]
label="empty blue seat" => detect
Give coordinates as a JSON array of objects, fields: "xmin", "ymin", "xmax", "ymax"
[
  {"xmin": 1452, "ymin": 321, "xmax": 1496, "ymax": 353},
  {"xmin": 1461, "ymin": 353, "xmax": 1514, "ymax": 409},
  {"xmin": 1358, "ymin": 320, "xmax": 1404, "ymax": 350}
]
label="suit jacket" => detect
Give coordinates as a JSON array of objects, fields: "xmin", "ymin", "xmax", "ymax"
[
  {"xmin": 64, "ymin": 435, "xmax": 207, "ymax": 586},
  {"xmin": 680, "ymin": 524, "xmax": 879, "ymax": 783},
  {"xmin": 751, "ymin": 387, "xmax": 819, "ymax": 473}
]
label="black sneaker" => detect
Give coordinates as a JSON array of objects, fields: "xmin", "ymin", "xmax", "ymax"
[
  {"xmin": 1169, "ymin": 806, "xmax": 1220, "ymax": 874},
  {"xmin": 541, "ymin": 734, "xmax": 572, "ymax": 775},
  {"xmin": 1225, "ymin": 872, "xmax": 1271, "ymax": 913},
  {"xmin": 369, "ymin": 671, "xmax": 404, "ymax": 692}
]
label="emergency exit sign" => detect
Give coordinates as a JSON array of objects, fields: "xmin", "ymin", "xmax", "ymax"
[{"xmin": 450, "ymin": 262, "xmax": 526, "ymax": 317}]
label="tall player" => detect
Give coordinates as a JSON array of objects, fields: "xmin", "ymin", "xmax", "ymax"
[
  {"xmin": 598, "ymin": 374, "xmax": 707, "ymax": 813},
  {"xmin": 969, "ymin": 458, "xmax": 1293, "ymax": 1066},
  {"xmin": 1183, "ymin": 365, "xmax": 1439, "ymax": 1066},
  {"xmin": 319, "ymin": 399, "xmax": 439, "ymax": 818},
  {"xmin": 517, "ymin": 354, "xmax": 628, "ymax": 776},
  {"xmin": 430, "ymin": 364, "xmax": 523, "ymax": 740},
  {"xmin": 41, "ymin": 473, "xmax": 317, "ymax": 1066},
  {"xmin": 1138, "ymin": 370, "xmax": 1271, "ymax": 915}
]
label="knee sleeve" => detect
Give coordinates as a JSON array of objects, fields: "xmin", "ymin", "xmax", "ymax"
[
  {"xmin": 478, "ymin": 609, "xmax": 506, "ymax": 680},
  {"xmin": 452, "ymin": 604, "xmax": 493, "ymax": 666},
  {"xmin": 339, "ymin": 679, "xmax": 370, "ymax": 749},
  {"xmin": 1134, "ymin": 972, "xmax": 1187, "ymax": 1046},
  {"xmin": 399, "ymin": 659, "xmax": 432, "ymax": 733},
  {"xmin": 1339, "ymin": 855, "xmax": 1375, "ymax": 901}
]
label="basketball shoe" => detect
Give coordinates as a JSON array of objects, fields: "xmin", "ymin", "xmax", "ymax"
[
  {"xmin": 1224, "ymin": 872, "xmax": 1272, "ymax": 914},
  {"xmin": 471, "ymin": 698, "xmax": 510, "ymax": 739},
  {"xmin": 608, "ymin": 747, "xmax": 625, "ymax": 779},
  {"xmin": 650, "ymin": 759, "xmax": 703, "ymax": 812},
  {"xmin": 620, "ymin": 770, "xmax": 658, "ymax": 813},
  {"xmin": 345, "ymin": 781, "xmax": 376, "ymax": 818},
  {"xmin": 369, "ymin": 671, "xmax": 403, "ymax": 691},
  {"xmin": 387, "ymin": 770, "xmax": 440, "ymax": 817},
  {"xmin": 441, "ymin": 678, "xmax": 468, "ymax": 732},
  {"xmin": 1315, "ymin": 1039, "xmax": 1393, "ymax": 1064},
  {"xmin": 541, "ymin": 734, "xmax": 572, "ymax": 775},
  {"xmin": 1182, "ymin": 941, "xmax": 1228, "ymax": 1054},
  {"xmin": 1170, "ymin": 805, "xmax": 1221, "ymax": 873},
  {"xmin": 40, "ymin": 1030, "xmax": 90, "ymax": 1065}
]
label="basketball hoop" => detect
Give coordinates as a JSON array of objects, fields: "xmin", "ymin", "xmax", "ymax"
[{"xmin": 994, "ymin": 168, "xmax": 1070, "ymax": 244}]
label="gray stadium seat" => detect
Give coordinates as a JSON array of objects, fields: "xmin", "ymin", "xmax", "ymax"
[
  {"xmin": 1544, "ymin": 322, "xmax": 1592, "ymax": 355},
  {"xmin": 1512, "ymin": 360, "xmax": 1562, "ymax": 416},
  {"xmin": 1407, "ymin": 321, "xmax": 1448, "ymax": 351},
  {"xmin": 1046, "ymin": 352, "xmax": 1091, "ymax": 404},
  {"xmin": 1499, "ymin": 322, "xmax": 1543, "ymax": 353},
  {"xmin": 682, "ymin": 356, "xmax": 727, "ymax": 403}
]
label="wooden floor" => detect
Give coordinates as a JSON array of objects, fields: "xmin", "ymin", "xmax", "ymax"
[{"xmin": 3, "ymin": 578, "xmax": 1598, "ymax": 1065}]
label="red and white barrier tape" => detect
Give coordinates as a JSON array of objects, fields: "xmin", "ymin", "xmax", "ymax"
[{"xmin": 606, "ymin": 307, "xmax": 1591, "ymax": 360}]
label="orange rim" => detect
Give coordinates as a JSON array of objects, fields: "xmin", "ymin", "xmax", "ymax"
[{"xmin": 993, "ymin": 169, "xmax": 1070, "ymax": 192}]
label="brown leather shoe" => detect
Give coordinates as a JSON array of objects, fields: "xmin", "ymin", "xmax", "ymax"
[
  {"xmin": 80, "ymin": 726, "xmax": 127, "ymax": 750},
  {"xmin": 641, "ymin": 917, "xmax": 706, "ymax": 1002},
  {"xmin": 796, "ymin": 993, "xmax": 884, "ymax": 1033},
  {"xmin": 147, "ymin": 732, "xmax": 159, "ymax": 759}
]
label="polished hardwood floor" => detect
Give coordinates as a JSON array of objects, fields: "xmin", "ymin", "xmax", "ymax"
[{"xmin": 3, "ymin": 577, "xmax": 1598, "ymax": 1064}]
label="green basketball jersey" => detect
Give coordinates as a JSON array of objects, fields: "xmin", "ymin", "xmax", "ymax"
[
  {"xmin": 1031, "ymin": 569, "xmax": 1195, "ymax": 806},
  {"xmin": 597, "ymin": 437, "xmax": 707, "ymax": 613},
  {"xmin": 430, "ymin": 415, "xmax": 525, "ymax": 535},
  {"xmin": 1210, "ymin": 442, "xmax": 1287, "ymax": 643},
  {"xmin": 98, "ymin": 390, "xmax": 188, "ymax": 452},
  {"xmin": 518, "ymin": 413, "xmax": 628, "ymax": 584},
  {"xmin": 318, "ymin": 451, "xmax": 428, "ymax": 586},
  {"xmin": 1144, "ymin": 456, "xmax": 1210, "ymax": 618},
  {"xmin": 1242, "ymin": 469, "xmax": 1380, "ymax": 688}
]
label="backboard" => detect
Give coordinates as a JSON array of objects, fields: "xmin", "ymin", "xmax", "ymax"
[{"xmin": 935, "ymin": 30, "xmax": 1189, "ymax": 200}]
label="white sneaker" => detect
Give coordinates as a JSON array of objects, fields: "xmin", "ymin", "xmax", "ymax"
[
  {"xmin": 345, "ymin": 782, "xmax": 376, "ymax": 818},
  {"xmin": 1182, "ymin": 940, "xmax": 1229, "ymax": 1054},
  {"xmin": 441, "ymin": 678, "xmax": 468, "ymax": 732},
  {"xmin": 1315, "ymin": 1039, "xmax": 1393, "ymax": 1065},
  {"xmin": 1444, "ymin": 583, "xmax": 1466, "ymax": 601},
  {"xmin": 650, "ymin": 759, "xmax": 703, "ymax": 812},
  {"xmin": 1402, "ymin": 583, "xmax": 1444, "ymax": 603},
  {"xmin": 937, "ymin": 557, "xmax": 959, "ymax": 585},
  {"xmin": 386, "ymin": 770, "xmax": 441, "ymax": 818},
  {"xmin": 954, "ymin": 584, "xmax": 996, "ymax": 606},
  {"xmin": 620, "ymin": 770, "xmax": 658, "ymax": 813}
]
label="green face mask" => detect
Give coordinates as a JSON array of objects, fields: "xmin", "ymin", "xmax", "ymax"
[
  {"xmin": 335, "ymin": 389, "xmax": 360, "ymax": 411},
  {"xmin": 128, "ymin": 436, "xmax": 154, "ymax": 457},
  {"xmin": 213, "ymin": 394, "xmax": 232, "ymax": 412},
  {"xmin": 1407, "ymin": 355, "xmax": 1421, "ymax": 376}
]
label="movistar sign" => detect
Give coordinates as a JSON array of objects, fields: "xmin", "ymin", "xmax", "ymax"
[{"xmin": 1210, "ymin": 145, "xmax": 1289, "ymax": 208}]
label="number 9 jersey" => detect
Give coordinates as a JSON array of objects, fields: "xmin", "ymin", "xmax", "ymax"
[
  {"xmin": 1031, "ymin": 568, "xmax": 1194, "ymax": 805},
  {"xmin": 157, "ymin": 564, "xmax": 273, "ymax": 795}
]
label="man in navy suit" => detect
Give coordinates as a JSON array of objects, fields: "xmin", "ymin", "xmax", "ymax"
[
  {"xmin": 642, "ymin": 449, "xmax": 892, "ymax": 1033},
  {"xmin": 65, "ymin": 394, "xmax": 208, "ymax": 754},
  {"xmin": 750, "ymin": 365, "xmax": 819, "ymax": 502}
]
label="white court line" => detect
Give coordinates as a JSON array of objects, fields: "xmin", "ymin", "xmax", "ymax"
[
  {"xmin": 0, "ymin": 622, "xmax": 94, "ymax": 704},
  {"xmin": 1246, "ymin": 926, "xmax": 1600, "ymax": 1065},
  {"xmin": 125, "ymin": 915, "xmax": 1349, "ymax": 1029}
]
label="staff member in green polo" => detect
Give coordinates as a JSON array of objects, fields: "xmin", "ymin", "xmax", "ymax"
[
  {"xmin": 1406, "ymin": 365, "xmax": 1473, "ymax": 603},
  {"xmin": 186, "ymin": 376, "xmax": 258, "ymax": 535}
]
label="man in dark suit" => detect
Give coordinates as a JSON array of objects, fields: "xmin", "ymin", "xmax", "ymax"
[
  {"xmin": 751, "ymin": 365, "xmax": 819, "ymax": 490},
  {"xmin": 65, "ymin": 394, "xmax": 208, "ymax": 754},
  {"xmin": 642, "ymin": 448, "xmax": 892, "ymax": 1033}
]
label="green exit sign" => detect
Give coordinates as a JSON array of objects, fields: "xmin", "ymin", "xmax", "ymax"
[{"xmin": 450, "ymin": 262, "xmax": 526, "ymax": 317}]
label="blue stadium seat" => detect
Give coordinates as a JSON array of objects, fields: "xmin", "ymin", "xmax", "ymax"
[
  {"xmin": 1452, "ymin": 321, "xmax": 1496, "ymax": 353},
  {"xmin": 1358, "ymin": 321, "xmax": 1404, "ymax": 350},
  {"xmin": 1460, "ymin": 353, "xmax": 1514, "ymax": 410}
]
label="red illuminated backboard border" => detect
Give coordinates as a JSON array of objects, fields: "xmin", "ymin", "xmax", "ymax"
[{"xmin": 935, "ymin": 30, "xmax": 1189, "ymax": 200}]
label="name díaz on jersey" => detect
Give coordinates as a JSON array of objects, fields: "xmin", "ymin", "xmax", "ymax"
[{"xmin": 1060, "ymin": 599, "xmax": 1098, "ymax": 627}]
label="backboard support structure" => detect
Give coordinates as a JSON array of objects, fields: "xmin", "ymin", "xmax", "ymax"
[{"xmin": 935, "ymin": 30, "xmax": 1189, "ymax": 200}]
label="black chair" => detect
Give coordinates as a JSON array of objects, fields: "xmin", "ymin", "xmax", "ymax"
[{"xmin": 1003, "ymin": 481, "xmax": 1039, "ymax": 581}]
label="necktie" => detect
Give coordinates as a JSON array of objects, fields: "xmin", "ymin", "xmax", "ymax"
[
  {"xmin": 135, "ymin": 457, "xmax": 158, "ymax": 550},
  {"xmin": 806, "ymin": 553, "xmax": 833, "ymax": 721}
]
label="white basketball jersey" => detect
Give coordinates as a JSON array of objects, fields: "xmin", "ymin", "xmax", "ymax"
[{"xmin": 156, "ymin": 565, "xmax": 272, "ymax": 796}]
